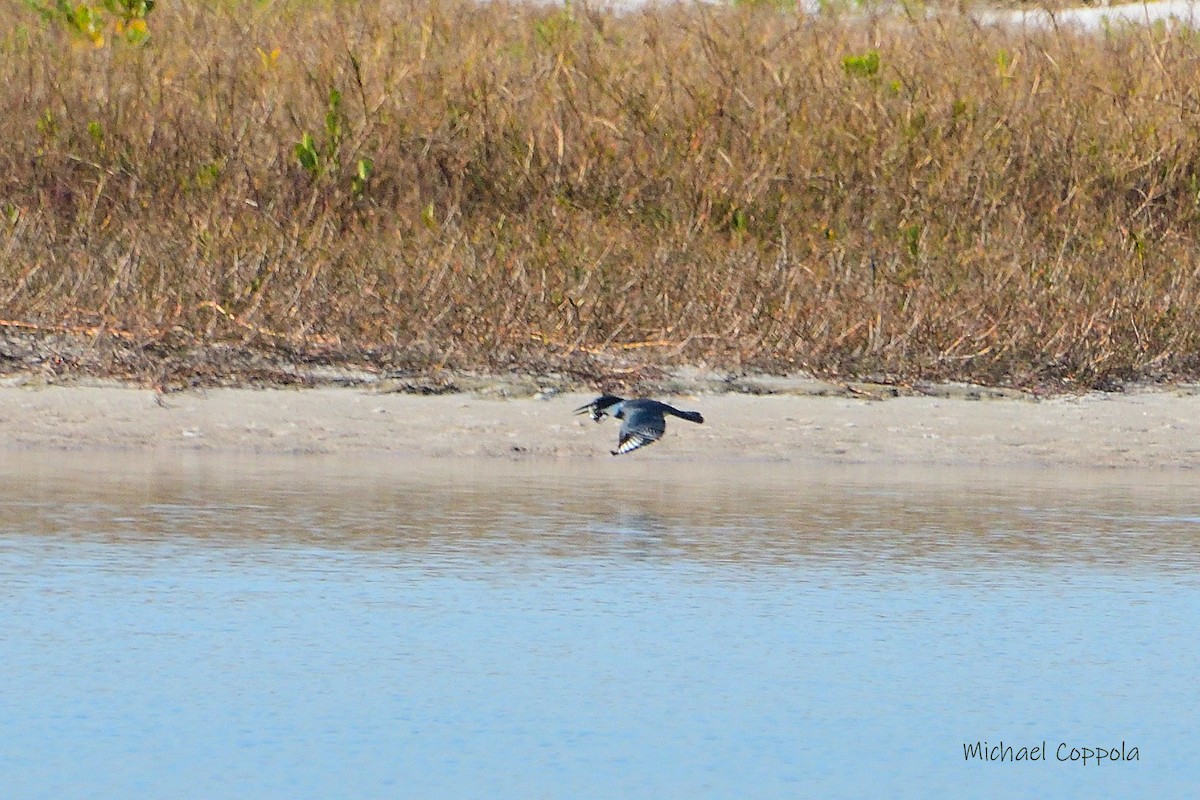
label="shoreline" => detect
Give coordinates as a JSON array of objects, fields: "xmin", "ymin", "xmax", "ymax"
[{"xmin": 3, "ymin": 381, "xmax": 1200, "ymax": 471}]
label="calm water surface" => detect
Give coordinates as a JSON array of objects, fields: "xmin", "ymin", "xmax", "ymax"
[{"xmin": 1, "ymin": 454, "xmax": 1198, "ymax": 799}]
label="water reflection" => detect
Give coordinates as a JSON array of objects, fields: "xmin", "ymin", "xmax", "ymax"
[
  {"xmin": 1, "ymin": 452, "xmax": 1198, "ymax": 798},
  {"xmin": 5, "ymin": 453, "xmax": 1199, "ymax": 575}
]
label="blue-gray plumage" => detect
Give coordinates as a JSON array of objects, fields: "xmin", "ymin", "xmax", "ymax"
[{"xmin": 574, "ymin": 395, "xmax": 704, "ymax": 456}]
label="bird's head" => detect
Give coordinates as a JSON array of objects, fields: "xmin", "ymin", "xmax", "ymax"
[{"xmin": 574, "ymin": 394, "xmax": 624, "ymax": 422}]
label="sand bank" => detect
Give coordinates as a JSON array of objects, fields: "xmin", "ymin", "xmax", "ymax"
[{"xmin": 2, "ymin": 382, "xmax": 1200, "ymax": 470}]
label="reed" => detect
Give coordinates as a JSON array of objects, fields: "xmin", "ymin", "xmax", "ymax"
[{"xmin": 4, "ymin": 0, "xmax": 1200, "ymax": 389}]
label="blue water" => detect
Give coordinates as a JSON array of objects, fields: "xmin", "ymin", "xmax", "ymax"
[{"xmin": 1, "ymin": 455, "xmax": 1197, "ymax": 799}]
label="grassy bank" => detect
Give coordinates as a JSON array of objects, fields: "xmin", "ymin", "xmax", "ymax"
[{"xmin": 4, "ymin": 0, "xmax": 1200, "ymax": 389}]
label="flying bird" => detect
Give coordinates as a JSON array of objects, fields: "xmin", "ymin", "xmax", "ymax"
[{"xmin": 574, "ymin": 395, "xmax": 704, "ymax": 456}]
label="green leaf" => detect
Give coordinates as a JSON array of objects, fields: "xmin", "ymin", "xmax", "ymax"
[
  {"xmin": 294, "ymin": 132, "xmax": 320, "ymax": 176},
  {"xmin": 87, "ymin": 120, "xmax": 104, "ymax": 148},
  {"xmin": 842, "ymin": 50, "xmax": 880, "ymax": 79}
]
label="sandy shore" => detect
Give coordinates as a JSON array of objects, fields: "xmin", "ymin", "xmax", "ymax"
[{"xmin": 3, "ymin": 381, "xmax": 1200, "ymax": 470}]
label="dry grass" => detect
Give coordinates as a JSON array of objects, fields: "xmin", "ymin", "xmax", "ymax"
[{"xmin": 4, "ymin": 0, "xmax": 1200, "ymax": 390}]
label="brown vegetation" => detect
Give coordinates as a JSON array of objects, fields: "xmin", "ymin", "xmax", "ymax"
[{"xmin": 4, "ymin": 0, "xmax": 1200, "ymax": 390}]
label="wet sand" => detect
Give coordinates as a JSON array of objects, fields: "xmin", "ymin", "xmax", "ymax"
[{"xmin": 3, "ymin": 382, "xmax": 1200, "ymax": 470}]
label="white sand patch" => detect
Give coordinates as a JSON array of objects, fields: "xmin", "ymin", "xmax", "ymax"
[{"xmin": 4, "ymin": 384, "xmax": 1200, "ymax": 469}]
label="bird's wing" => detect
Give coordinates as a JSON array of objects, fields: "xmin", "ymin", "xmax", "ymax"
[{"xmin": 612, "ymin": 407, "xmax": 666, "ymax": 455}]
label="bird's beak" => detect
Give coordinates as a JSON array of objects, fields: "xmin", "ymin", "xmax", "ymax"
[{"xmin": 573, "ymin": 402, "xmax": 594, "ymax": 416}]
